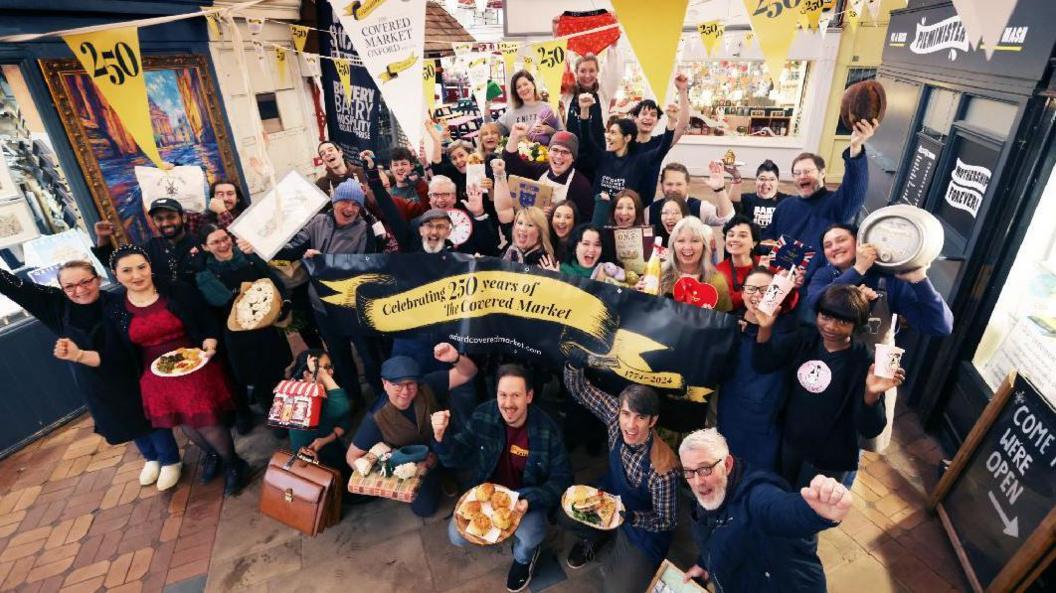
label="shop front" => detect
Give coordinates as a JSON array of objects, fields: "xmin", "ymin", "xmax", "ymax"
[
  {"xmin": 0, "ymin": 1, "xmax": 239, "ymax": 457},
  {"xmin": 861, "ymin": 0, "xmax": 1056, "ymax": 451}
]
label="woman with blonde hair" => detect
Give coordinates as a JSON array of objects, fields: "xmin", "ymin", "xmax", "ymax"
[
  {"xmin": 477, "ymin": 122, "xmax": 503, "ymax": 160},
  {"xmin": 503, "ymin": 206, "xmax": 556, "ymax": 268},
  {"xmin": 656, "ymin": 216, "xmax": 732, "ymax": 311}
]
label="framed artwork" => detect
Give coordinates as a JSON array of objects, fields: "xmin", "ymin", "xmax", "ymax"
[
  {"xmin": 39, "ymin": 55, "xmax": 241, "ymax": 245},
  {"xmin": 0, "ymin": 199, "xmax": 40, "ymax": 250}
]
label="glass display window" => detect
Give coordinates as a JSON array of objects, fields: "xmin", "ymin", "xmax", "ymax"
[{"xmin": 0, "ymin": 65, "xmax": 100, "ymax": 328}]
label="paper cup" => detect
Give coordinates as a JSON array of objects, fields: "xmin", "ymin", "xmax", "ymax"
[
  {"xmin": 756, "ymin": 273, "xmax": 795, "ymax": 316},
  {"xmin": 873, "ymin": 344, "xmax": 905, "ymax": 379}
]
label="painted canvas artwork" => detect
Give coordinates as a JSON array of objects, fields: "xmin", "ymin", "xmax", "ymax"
[{"xmin": 41, "ymin": 55, "xmax": 241, "ymax": 245}]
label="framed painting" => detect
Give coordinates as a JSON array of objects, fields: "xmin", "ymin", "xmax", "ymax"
[{"xmin": 39, "ymin": 54, "xmax": 241, "ymax": 245}]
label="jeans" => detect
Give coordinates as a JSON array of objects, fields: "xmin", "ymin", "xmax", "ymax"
[
  {"xmin": 410, "ymin": 469, "xmax": 440, "ymax": 518},
  {"xmin": 448, "ymin": 509, "xmax": 547, "ymax": 564},
  {"xmin": 313, "ymin": 309, "xmax": 364, "ymax": 406},
  {"xmin": 133, "ymin": 428, "xmax": 180, "ymax": 465}
]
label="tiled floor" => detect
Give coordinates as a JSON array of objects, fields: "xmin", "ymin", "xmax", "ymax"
[{"xmin": 0, "ymin": 397, "xmax": 970, "ymax": 593}]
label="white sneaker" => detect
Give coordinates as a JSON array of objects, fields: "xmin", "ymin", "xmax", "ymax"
[
  {"xmin": 139, "ymin": 461, "xmax": 160, "ymax": 486},
  {"xmin": 156, "ymin": 463, "xmax": 183, "ymax": 491}
]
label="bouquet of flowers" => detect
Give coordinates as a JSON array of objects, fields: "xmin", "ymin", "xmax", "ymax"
[{"xmin": 517, "ymin": 141, "xmax": 549, "ymax": 163}]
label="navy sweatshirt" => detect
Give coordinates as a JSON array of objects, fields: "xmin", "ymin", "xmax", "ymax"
[
  {"xmin": 578, "ymin": 117, "xmax": 674, "ymax": 201},
  {"xmin": 752, "ymin": 327, "xmax": 886, "ymax": 472}
]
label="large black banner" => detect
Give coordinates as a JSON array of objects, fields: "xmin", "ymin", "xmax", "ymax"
[
  {"xmin": 318, "ymin": 2, "xmax": 380, "ymax": 157},
  {"xmin": 306, "ymin": 253, "xmax": 738, "ymax": 395}
]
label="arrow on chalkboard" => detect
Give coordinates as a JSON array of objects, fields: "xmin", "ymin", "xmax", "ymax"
[{"xmin": 988, "ymin": 491, "xmax": 1019, "ymax": 538}]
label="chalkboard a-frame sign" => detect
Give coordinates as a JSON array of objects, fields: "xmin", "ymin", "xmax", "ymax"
[{"xmin": 928, "ymin": 371, "xmax": 1056, "ymax": 593}]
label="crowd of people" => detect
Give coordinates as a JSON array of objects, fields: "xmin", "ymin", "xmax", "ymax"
[{"xmin": 0, "ymin": 56, "xmax": 955, "ymax": 593}]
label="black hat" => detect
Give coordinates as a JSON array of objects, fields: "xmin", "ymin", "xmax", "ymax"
[{"xmin": 148, "ymin": 198, "xmax": 184, "ymax": 215}]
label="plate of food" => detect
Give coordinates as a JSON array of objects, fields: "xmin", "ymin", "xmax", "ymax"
[
  {"xmin": 151, "ymin": 347, "xmax": 209, "ymax": 377},
  {"xmin": 227, "ymin": 278, "xmax": 282, "ymax": 332},
  {"xmin": 562, "ymin": 485, "xmax": 624, "ymax": 530},
  {"xmin": 454, "ymin": 482, "xmax": 523, "ymax": 545}
]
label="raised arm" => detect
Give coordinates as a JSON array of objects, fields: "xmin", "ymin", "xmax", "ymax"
[
  {"xmin": 362, "ymin": 152, "xmax": 413, "ymax": 250},
  {"xmin": 0, "ymin": 267, "xmax": 67, "ymax": 331},
  {"xmin": 433, "ymin": 342, "xmax": 478, "ymax": 390},
  {"xmin": 563, "ymin": 363, "xmax": 619, "ymax": 424},
  {"xmin": 577, "ymin": 93, "xmax": 605, "ymax": 157},
  {"xmin": 672, "ymin": 73, "xmax": 691, "ymax": 145},
  {"xmin": 490, "ymin": 158, "xmax": 515, "ymax": 224}
]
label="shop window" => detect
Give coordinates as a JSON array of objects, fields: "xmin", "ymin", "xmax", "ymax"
[
  {"xmin": 0, "ymin": 65, "xmax": 96, "ymax": 328},
  {"xmin": 256, "ymin": 92, "xmax": 284, "ymax": 134},
  {"xmin": 921, "ymin": 88, "xmax": 960, "ymax": 137},
  {"xmin": 835, "ymin": 68, "xmax": 877, "ymax": 136},
  {"xmin": 960, "ymin": 97, "xmax": 1018, "ymax": 140},
  {"xmin": 613, "ymin": 59, "xmax": 810, "ymax": 138},
  {"xmin": 972, "ymin": 164, "xmax": 1056, "ymax": 403}
]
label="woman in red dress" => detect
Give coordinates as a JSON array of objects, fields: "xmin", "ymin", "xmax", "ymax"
[{"xmin": 105, "ymin": 245, "xmax": 247, "ymax": 495}]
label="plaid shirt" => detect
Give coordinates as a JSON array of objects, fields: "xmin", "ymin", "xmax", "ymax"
[
  {"xmin": 184, "ymin": 209, "xmax": 235, "ymax": 237},
  {"xmin": 434, "ymin": 400, "xmax": 572, "ymax": 512},
  {"xmin": 564, "ymin": 365, "xmax": 678, "ymax": 533}
]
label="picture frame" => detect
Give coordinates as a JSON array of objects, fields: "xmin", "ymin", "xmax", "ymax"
[
  {"xmin": 39, "ymin": 54, "xmax": 242, "ymax": 246},
  {"xmin": 647, "ymin": 559, "xmax": 707, "ymax": 593},
  {"xmin": 0, "ymin": 198, "xmax": 40, "ymax": 249}
]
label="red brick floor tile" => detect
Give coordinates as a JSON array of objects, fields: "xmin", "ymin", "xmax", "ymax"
[
  {"xmin": 63, "ymin": 561, "xmax": 109, "ymax": 587},
  {"xmin": 116, "ymin": 484, "xmax": 140, "ymax": 509},
  {"xmin": 158, "ymin": 518, "xmax": 181, "ymax": 544},
  {"xmin": 2, "ymin": 556, "xmax": 37, "ymax": 591},
  {"xmin": 63, "ymin": 517, "xmax": 92, "ymax": 548},
  {"xmin": 60, "ymin": 437, "xmax": 102, "ymax": 462},
  {"xmin": 171, "ymin": 530, "xmax": 213, "ymax": 557},
  {"xmin": 107, "ymin": 582, "xmax": 141, "ymax": 593},
  {"xmin": 125, "ymin": 550, "xmax": 151, "ymax": 583},
  {"xmin": 7, "ymin": 526, "xmax": 51, "ymax": 549},
  {"xmin": 96, "ymin": 486, "xmax": 122, "ymax": 513},
  {"xmin": 0, "ymin": 562, "xmax": 13, "ymax": 589},
  {"xmin": 32, "ymin": 543, "xmax": 80, "ymax": 570},
  {"xmin": 89, "ymin": 532, "xmax": 121, "ymax": 566},
  {"xmin": 137, "ymin": 571, "xmax": 164, "ymax": 593},
  {"xmin": 30, "ymin": 505, "xmax": 68, "ymax": 533},
  {"xmin": 24, "ymin": 555, "xmax": 75, "ymax": 584},
  {"xmin": 166, "ymin": 488, "xmax": 189, "ymax": 517},
  {"xmin": 57, "ymin": 575, "xmax": 103, "ymax": 593},
  {"xmin": 168, "ymin": 542, "xmax": 211, "ymax": 572},
  {"xmin": 0, "ymin": 540, "xmax": 45, "ymax": 564},
  {"xmin": 42, "ymin": 521, "xmax": 73, "ymax": 551},
  {"xmin": 85, "ymin": 514, "xmax": 128, "ymax": 540},
  {"xmin": 103, "ymin": 552, "xmax": 133, "ymax": 589},
  {"xmin": 163, "ymin": 558, "xmax": 209, "ymax": 586},
  {"xmin": 115, "ymin": 521, "xmax": 163, "ymax": 557},
  {"xmin": 68, "ymin": 536, "xmax": 102, "ymax": 571}
]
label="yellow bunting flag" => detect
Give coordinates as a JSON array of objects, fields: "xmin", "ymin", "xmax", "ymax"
[
  {"xmin": 610, "ymin": 0, "xmax": 689, "ymax": 102},
  {"xmin": 379, "ymin": 53, "xmax": 418, "ymax": 82},
  {"xmin": 846, "ymin": 0, "xmax": 863, "ymax": 34},
  {"xmin": 344, "ymin": 0, "xmax": 386, "ymax": 20},
  {"xmin": 528, "ymin": 39, "xmax": 567, "ymax": 113},
  {"xmin": 62, "ymin": 27, "xmax": 163, "ymax": 168},
  {"xmin": 742, "ymin": 0, "xmax": 799, "ymax": 85},
  {"xmin": 697, "ymin": 21, "xmax": 725, "ymax": 57},
  {"xmin": 422, "ymin": 59, "xmax": 436, "ymax": 114},
  {"xmin": 202, "ymin": 9, "xmax": 222, "ymax": 38},
  {"xmin": 335, "ymin": 58, "xmax": 353, "ymax": 104},
  {"xmin": 499, "ymin": 41, "xmax": 520, "ymax": 79},
  {"xmin": 453, "ymin": 41, "xmax": 473, "ymax": 56},
  {"xmin": 274, "ymin": 46, "xmax": 288, "ymax": 86},
  {"xmin": 798, "ymin": 0, "xmax": 825, "ymax": 31},
  {"xmin": 290, "ymin": 25, "xmax": 309, "ymax": 53}
]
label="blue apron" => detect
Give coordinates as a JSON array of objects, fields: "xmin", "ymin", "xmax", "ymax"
[{"xmin": 600, "ymin": 437, "xmax": 673, "ymax": 566}]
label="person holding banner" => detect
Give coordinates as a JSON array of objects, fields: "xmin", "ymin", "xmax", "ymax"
[
  {"xmin": 346, "ymin": 345, "xmax": 478, "ymax": 518},
  {"xmin": 0, "ymin": 261, "xmax": 182, "ymax": 491},
  {"xmin": 495, "ymin": 71, "xmax": 564, "ymax": 145},
  {"xmin": 433, "ymin": 364, "xmax": 573, "ymax": 593},
  {"xmin": 273, "ymin": 179, "xmax": 383, "ymax": 410},
  {"xmin": 500, "ymin": 122, "xmax": 595, "ymax": 220},
  {"xmin": 562, "ymin": 363, "xmax": 679, "ymax": 593},
  {"xmin": 576, "ymin": 91, "xmax": 677, "ymax": 201},
  {"xmin": 680, "ymin": 428, "xmax": 849, "ymax": 593},
  {"xmin": 752, "ymin": 284, "xmax": 901, "ymax": 489}
]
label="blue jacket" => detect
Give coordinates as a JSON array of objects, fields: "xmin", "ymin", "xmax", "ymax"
[
  {"xmin": 434, "ymin": 400, "xmax": 572, "ymax": 512},
  {"xmin": 763, "ymin": 148, "xmax": 868, "ymax": 270},
  {"xmin": 690, "ymin": 462, "xmax": 833, "ymax": 593},
  {"xmin": 805, "ymin": 265, "xmax": 953, "ymax": 336}
]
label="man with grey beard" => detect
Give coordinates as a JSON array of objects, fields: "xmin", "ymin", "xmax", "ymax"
[{"xmin": 679, "ymin": 428, "xmax": 851, "ymax": 593}]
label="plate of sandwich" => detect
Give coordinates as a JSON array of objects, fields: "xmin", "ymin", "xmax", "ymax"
[
  {"xmin": 454, "ymin": 482, "xmax": 523, "ymax": 545},
  {"xmin": 562, "ymin": 485, "xmax": 624, "ymax": 530}
]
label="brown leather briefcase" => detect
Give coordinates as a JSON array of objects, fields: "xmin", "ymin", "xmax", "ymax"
[{"xmin": 260, "ymin": 449, "xmax": 342, "ymax": 536}]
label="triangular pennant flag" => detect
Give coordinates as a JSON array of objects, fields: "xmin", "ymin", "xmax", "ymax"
[
  {"xmin": 334, "ymin": 0, "xmax": 427, "ymax": 148},
  {"xmin": 798, "ymin": 0, "xmax": 824, "ymax": 31},
  {"xmin": 62, "ymin": 27, "xmax": 164, "ymax": 168},
  {"xmin": 977, "ymin": 0, "xmax": 1019, "ymax": 60},
  {"xmin": 467, "ymin": 53, "xmax": 491, "ymax": 113},
  {"xmin": 527, "ymin": 39, "xmax": 567, "ymax": 113},
  {"xmin": 453, "ymin": 42, "xmax": 473, "ymax": 56},
  {"xmin": 202, "ymin": 9, "xmax": 222, "ymax": 38},
  {"xmin": 290, "ymin": 25, "xmax": 309, "ymax": 53},
  {"xmin": 742, "ymin": 0, "xmax": 799, "ymax": 85},
  {"xmin": 697, "ymin": 21, "xmax": 725, "ymax": 57},
  {"xmin": 274, "ymin": 46, "xmax": 288, "ymax": 86},
  {"xmin": 422, "ymin": 59, "xmax": 437, "ymax": 115},
  {"xmin": 846, "ymin": 0, "xmax": 864, "ymax": 34},
  {"xmin": 499, "ymin": 41, "xmax": 521, "ymax": 79},
  {"xmin": 611, "ymin": 0, "xmax": 689, "ymax": 102},
  {"xmin": 335, "ymin": 58, "xmax": 353, "ymax": 104},
  {"xmin": 818, "ymin": 14, "xmax": 833, "ymax": 39},
  {"xmin": 865, "ymin": 0, "xmax": 882, "ymax": 20},
  {"xmin": 951, "ymin": 0, "xmax": 984, "ymax": 51},
  {"xmin": 251, "ymin": 40, "xmax": 265, "ymax": 64},
  {"xmin": 247, "ymin": 17, "xmax": 265, "ymax": 36}
]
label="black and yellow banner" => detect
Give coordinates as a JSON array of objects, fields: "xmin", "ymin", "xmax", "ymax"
[{"xmin": 306, "ymin": 253, "xmax": 737, "ymax": 393}]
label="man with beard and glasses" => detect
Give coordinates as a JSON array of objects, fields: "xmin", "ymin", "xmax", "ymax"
[
  {"xmin": 561, "ymin": 362, "xmax": 679, "ymax": 593},
  {"xmin": 433, "ymin": 364, "xmax": 572, "ymax": 593},
  {"xmin": 680, "ymin": 428, "xmax": 852, "ymax": 593},
  {"xmin": 94, "ymin": 199, "xmax": 201, "ymax": 285}
]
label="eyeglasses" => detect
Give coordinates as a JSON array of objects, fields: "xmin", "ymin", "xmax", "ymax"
[
  {"xmin": 742, "ymin": 285, "xmax": 768, "ymax": 295},
  {"xmin": 681, "ymin": 457, "xmax": 725, "ymax": 480},
  {"xmin": 428, "ymin": 192, "xmax": 454, "ymax": 198},
  {"xmin": 792, "ymin": 168, "xmax": 818, "ymax": 177},
  {"xmin": 61, "ymin": 277, "xmax": 97, "ymax": 294},
  {"xmin": 206, "ymin": 235, "xmax": 232, "ymax": 247},
  {"xmin": 549, "ymin": 147, "xmax": 572, "ymax": 156},
  {"xmin": 387, "ymin": 381, "xmax": 418, "ymax": 394}
]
